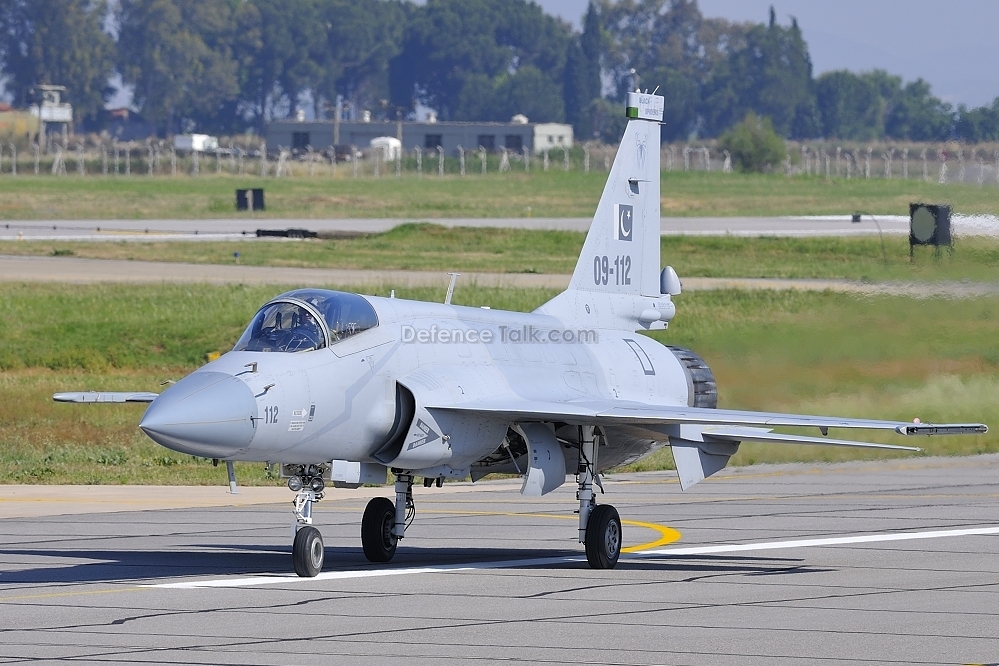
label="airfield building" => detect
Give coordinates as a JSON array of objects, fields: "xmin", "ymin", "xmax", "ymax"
[{"xmin": 266, "ymin": 118, "xmax": 573, "ymax": 155}]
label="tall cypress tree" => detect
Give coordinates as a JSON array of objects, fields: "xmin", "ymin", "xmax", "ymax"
[
  {"xmin": 563, "ymin": 37, "xmax": 591, "ymax": 134},
  {"xmin": 580, "ymin": 2, "xmax": 601, "ymax": 101}
]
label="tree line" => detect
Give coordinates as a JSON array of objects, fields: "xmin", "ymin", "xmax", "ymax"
[{"xmin": 0, "ymin": 0, "xmax": 996, "ymax": 144}]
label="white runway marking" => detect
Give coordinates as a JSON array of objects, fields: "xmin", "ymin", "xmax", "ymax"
[
  {"xmin": 640, "ymin": 525, "xmax": 999, "ymax": 557},
  {"xmin": 152, "ymin": 555, "xmax": 587, "ymax": 589},
  {"xmin": 149, "ymin": 525, "xmax": 999, "ymax": 589}
]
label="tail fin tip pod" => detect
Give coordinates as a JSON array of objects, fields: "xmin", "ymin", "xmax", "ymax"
[{"xmin": 568, "ymin": 92, "xmax": 665, "ymax": 297}]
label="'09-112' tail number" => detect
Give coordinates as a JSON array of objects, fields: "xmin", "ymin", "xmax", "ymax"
[{"xmin": 593, "ymin": 255, "xmax": 632, "ymax": 286}]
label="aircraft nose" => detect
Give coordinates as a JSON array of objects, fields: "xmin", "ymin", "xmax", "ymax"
[{"xmin": 140, "ymin": 371, "xmax": 257, "ymax": 457}]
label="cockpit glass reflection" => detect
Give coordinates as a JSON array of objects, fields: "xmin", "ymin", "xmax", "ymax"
[
  {"xmin": 233, "ymin": 290, "xmax": 378, "ymax": 353},
  {"xmin": 233, "ymin": 302, "xmax": 325, "ymax": 352}
]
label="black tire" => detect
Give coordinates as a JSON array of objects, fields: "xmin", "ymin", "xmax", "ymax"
[
  {"xmin": 362, "ymin": 497, "xmax": 398, "ymax": 563},
  {"xmin": 585, "ymin": 504, "xmax": 622, "ymax": 569},
  {"xmin": 293, "ymin": 526, "xmax": 324, "ymax": 577}
]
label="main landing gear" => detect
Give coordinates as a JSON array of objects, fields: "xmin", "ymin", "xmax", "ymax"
[
  {"xmin": 578, "ymin": 425, "xmax": 622, "ymax": 569},
  {"xmin": 361, "ymin": 473, "xmax": 413, "ymax": 563},
  {"xmin": 286, "ymin": 425, "xmax": 620, "ymax": 575},
  {"xmin": 356, "ymin": 426, "xmax": 622, "ymax": 570},
  {"xmin": 288, "ymin": 464, "xmax": 328, "ymax": 577}
]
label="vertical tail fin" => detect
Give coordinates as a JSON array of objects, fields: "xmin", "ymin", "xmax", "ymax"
[{"xmin": 568, "ymin": 93, "xmax": 663, "ymax": 297}]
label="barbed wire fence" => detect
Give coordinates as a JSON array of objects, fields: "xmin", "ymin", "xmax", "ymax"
[{"xmin": 1, "ymin": 138, "xmax": 998, "ymax": 186}]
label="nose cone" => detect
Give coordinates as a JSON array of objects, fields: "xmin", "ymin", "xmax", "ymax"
[{"xmin": 140, "ymin": 371, "xmax": 257, "ymax": 457}]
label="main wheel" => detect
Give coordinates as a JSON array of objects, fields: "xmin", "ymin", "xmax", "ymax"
[
  {"xmin": 293, "ymin": 525, "xmax": 324, "ymax": 577},
  {"xmin": 362, "ymin": 497, "xmax": 398, "ymax": 563},
  {"xmin": 585, "ymin": 504, "xmax": 622, "ymax": 569}
]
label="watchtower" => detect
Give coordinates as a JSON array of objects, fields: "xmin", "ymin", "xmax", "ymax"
[{"xmin": 29, "ymin": 84, "xmax": 73, "ymax": 151}]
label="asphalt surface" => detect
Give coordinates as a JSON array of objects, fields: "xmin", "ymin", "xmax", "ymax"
[
  {"xmin": 0, "ymin": 215, "xmax": 920, "ymax": 240},
  {"xmin": 1, "ymin": 455, "xmax": 997, "ymax": 664},
  {"xmin": 2, "ymin": 213, "xmax": 998, "ymax": 242}
]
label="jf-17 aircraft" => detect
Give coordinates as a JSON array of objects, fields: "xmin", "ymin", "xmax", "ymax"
[{"xmin": 57, "ymin": 92, "xmax": 986, "ymax": 577}]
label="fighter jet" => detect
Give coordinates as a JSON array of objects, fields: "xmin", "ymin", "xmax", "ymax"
[{"xmin": 55, "ymin": 92, "xmax": 987, "ymax": 577}]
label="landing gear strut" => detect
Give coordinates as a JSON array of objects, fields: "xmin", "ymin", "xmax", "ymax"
[
  {"xmin": 578, "ymin": 426, "xmax": 621, "ymax": 569},
  {"xmin": 288, "ymin": 464, "xmax": 328, "ymax": 577},
  {"xmin": 361, "ymin": 472, "xmax": 412, "ymax": 563}
]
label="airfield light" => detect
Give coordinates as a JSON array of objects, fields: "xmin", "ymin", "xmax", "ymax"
[{"xmin": 287, "ymin": 476, "xmax": 303, "ymax": 492}]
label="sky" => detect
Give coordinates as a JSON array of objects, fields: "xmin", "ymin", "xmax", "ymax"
[{"xmin": 536, "ymin": 0, "xmax": 999, "ymax": 108}]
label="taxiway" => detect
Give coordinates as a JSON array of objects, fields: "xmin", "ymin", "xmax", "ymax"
[{"xmin": 1, "ymin": 455, "xmax": 997, "ymax": 664}]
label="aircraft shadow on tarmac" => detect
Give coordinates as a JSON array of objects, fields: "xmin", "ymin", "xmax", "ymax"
[{"xmin": 0, "ymin": 545, "xmax": 831, "ymax": 585}]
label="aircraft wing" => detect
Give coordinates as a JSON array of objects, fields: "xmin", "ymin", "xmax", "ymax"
[
  {"xmin": 430, "ymin": 398, "xmax": 987, "ymax": 437},
  {"xmin": 53, "ymin": 391, "xmax": 159, "ymax": 403},
  {"xmin": 433, "ymin": 398, "xmax": 985, "ymax": 489}
]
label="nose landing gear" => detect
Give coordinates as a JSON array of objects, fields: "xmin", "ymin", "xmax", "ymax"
[{"xmin": 287, "ymin": 464, "xmax": 329, "ymax": 577}]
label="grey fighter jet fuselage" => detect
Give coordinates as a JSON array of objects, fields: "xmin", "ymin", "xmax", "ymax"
[{"xmin": 56, "ymin": 92, "xmax": 987, "ymax": 576}]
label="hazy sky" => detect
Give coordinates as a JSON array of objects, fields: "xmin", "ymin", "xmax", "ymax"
[{"xmin": 536, "ymin": 0, "xmax": 999, "ymax": 108}]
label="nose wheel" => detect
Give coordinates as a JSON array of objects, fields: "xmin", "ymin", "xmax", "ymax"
[{"xmin": 293, "ymin": 525, "xmax": 324, "ymax": 577}]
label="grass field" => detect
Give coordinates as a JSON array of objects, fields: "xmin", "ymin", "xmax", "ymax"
[
  {"xmin": 7, "ymin": 224, "xmax": 999, "ymax": 282},
  {"xmin": 1, "ymin": 282, "xmax": 995, "ymax": 484},
  {"xmin": 0, "ymin": 170, "xmax": 998, "ymax": 219}
]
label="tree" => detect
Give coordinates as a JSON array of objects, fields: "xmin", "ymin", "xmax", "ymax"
[
  {"xmin": 563, "ymin": 37, "xmax": 592, "ymax": 132},
  {"xmin": 587, "ymin": 96, "xmax": 627, "ymax": 143},
  {"xmin": 598, "ymin": 0, "xmax": 748, "ymax": 140},
  {"xmin": 884, "ymin": 78, "xmax": 952, "ymax": 141},
  {"xmin": 580, "ymin": 2, "xmax": 602, "ymax": 102},
  {"xmin": 241, "ymin": 0, "xmax": 323, "ymax": 123},
  {"xmin": 312, "ymin": 0, "xmax": 406, "ymax": 119},
  {"xmin": 0, "ymin": 0, "xmax": 115, "ymax": 123},
  {"xmin": 815, "ymin": 70, "xmax": 886, "ymax": 140},
  {"xmin": 702, "ymin": 13, "xmax": 816, "ymax": 138},
  {"xmin": 117, "ymin": 0, "xmax": 241, "ymax": 133},
  {"xmin": 717, "ymin": 111, "xmax": 784, "ymax": 172},
  {"xmin": 389, "ymin": 0, "xmax": 570, "ymax": 120},
  {"xmin": 956, "ymin": 98, "xmax": 999, "ymax": 142},
  {"xmin": 495, "ymin": 65, "xmax": 565, "ymax": 122},
  {"xmin": 455, "ymin": 65, "xmax": 565, "ymax": 123},
  {"xmin": 565, "ymin": 2, "xmax": 603, "ymax": 138}
]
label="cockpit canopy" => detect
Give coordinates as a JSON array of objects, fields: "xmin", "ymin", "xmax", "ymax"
[{"xmin": 233, "ymin": 289, "xmax": 378, "ymax": 353}]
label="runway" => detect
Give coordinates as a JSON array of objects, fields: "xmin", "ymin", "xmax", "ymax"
[
  {"xmin": 2, "ymin": 213, "xmax": 998, "ymax": 241},
  {"xmin": 0, "ymin": 214, "xmax": 936, "ymax": 241},
  {"xmin": 1, "ymin": 454, "xmax": 997, "ymax": 664}
]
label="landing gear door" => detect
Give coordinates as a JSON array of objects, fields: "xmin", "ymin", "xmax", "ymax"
[{"xmin": 515, "ymin": 423, "xmax": 567, "ymax": 497}]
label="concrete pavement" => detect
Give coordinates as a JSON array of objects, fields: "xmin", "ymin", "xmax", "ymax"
[{"xmin": 1, "ymin": 455, "xmax": 997, "ymax": 664}]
